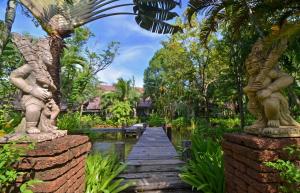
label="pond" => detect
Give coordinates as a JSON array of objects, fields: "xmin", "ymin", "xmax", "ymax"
[
  {"xmin": 92, "ymin": 132, "xmax": 138, "ymax": 158},
  {"xmin": 92, "ymin": 127, "xmax": 193, "ymax": 157}
]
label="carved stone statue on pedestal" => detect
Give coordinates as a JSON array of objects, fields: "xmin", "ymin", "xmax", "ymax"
[
  {"xmin": 244, "ymin": 38, "xmax": 300, "ymax": 137},
  {"xmin": 0, "ymin": 33, "xmax": 67, "ymax": 142}
]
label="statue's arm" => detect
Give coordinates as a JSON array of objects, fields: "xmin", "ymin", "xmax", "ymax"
[
  {"xmin": 255, "ymin": 38, "xmax": 288, "ymax": 84},
  {"xmin": 267, "ymin": 72, "xmax": 293, "ymax": 93},
  {"xmin": 9, "ymin": 63, "xmax": 34, "ymax": 93}
]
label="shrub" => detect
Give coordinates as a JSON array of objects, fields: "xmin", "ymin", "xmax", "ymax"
[
  {"xmin": 171, "ymin": 117, "xmax": 189, "ymax": 130},
  {"xmin": 210, "ymin": 117, "xmax": 240, "ymax": 128},
  {"xmin": 265, "ymin": 145, "xmax": 300, "ymax": 193},
  {"xmin": 180, "ymin": 136, "xmax": 224, "ymax": 193},
  {"xmin": 0, "ymin": 106, "xmax": 22, "ymax": 134},
  {"xmin": 109, "ymin": 101, "xmax": 132, "ymax": 127},
  {"xmin": 85, "ymin": 153, "xmax": 132, "ymax": 193},
  {"xmin": 193, "ymin": 118, "xmax": 241, "ymax": 141},
  {"xmin": 0, "ymin": 142, "xmax": 39, "ymax": 193},
  {"xmin": 148, "ymin": 113, "xmax": 165, "ymax": 127},
  {"xmin": 57, "ymin": 112, "xmax": 81, "ymax": 131}
]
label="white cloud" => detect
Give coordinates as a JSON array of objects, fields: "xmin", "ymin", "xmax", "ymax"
[
  {"xmin": 115, "ymin": 44, "xmax": 159, "ymax": 65},
  {"xmin": 97, "ymin": 66, "xmax": 144, "ymax": 87}
]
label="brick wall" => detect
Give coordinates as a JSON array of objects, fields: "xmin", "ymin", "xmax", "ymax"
[
  {"xmin": 222, "ymin": 133, "xmax": 300, "ymax": 193},
  {"xmin": 10, "ymin": 135, "xmax": 91, "ymax": 193}
]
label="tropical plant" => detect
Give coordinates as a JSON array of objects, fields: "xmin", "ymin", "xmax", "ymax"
[
  {"xmin": 61, "ymin": 27, "xmax": 119, "ymax": 111},
  {"xmin": 0, "ymin": 0, "xmax": 17, "ymax": 55},
  {"xmin": 85, "ymin": 153, "xmax": 132, "ymax": 193},
  {"xmin": 265, "ymin": 145, "xmax": 300, "ymax": 193},
  {"xmin": 0, "ymin": 142, "xmax": 37, "ymax": 193},
  {"xmin": 109, "ymin": 101, "xmax": 132, "ymax": 126},
  {"xmin": 147, "ymin": 113, "xmax": 165, "ymax": 127},
  {"xmin": 180, "ymin": 136, "xmax": 225, "ymax": 193}
]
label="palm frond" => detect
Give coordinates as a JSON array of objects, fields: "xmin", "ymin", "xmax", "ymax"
[
  {"xmin": 186, "ymin": 0, "xmax": 223, "ymax": 22},
  {"xmin": 133, "ymin": 0, "xmax": 182, "ymax": 34},
  {"xmin": 20, "ymin": 0, "xmax": 181, "ymax": 37}
]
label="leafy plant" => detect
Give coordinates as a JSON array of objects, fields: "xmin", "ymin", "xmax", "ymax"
[
  {"xmin": 265, "ymin": 145, "xmax": 300, "ymax": 193},
  {"xmin": 20, "ymin": 179, "xmax": 43, "ymax": 193},
  {"xmin": 171, "ymin": 117, "xmax": 189, "ymax": 130},
  {"xmin": 109, "ymin": 101, "xmax": 132, "ymax": 127},
  {"xmin": 148, "ymin": 113, "xmax": 165, "ymax": 127},
  {"xmin": 57, "ymin": 112, "xmax": 81, "ymax": 131},
  {"xmin": 180, "ymin": 136, "xmax": 225, "ymax": 193},
  {"xmin": 85, "ymin": 153, "xmax": 132, "ymax": 193},
  {"xmin": 0, "ymin": 142, "xmax": 37, "ymax": 192}
]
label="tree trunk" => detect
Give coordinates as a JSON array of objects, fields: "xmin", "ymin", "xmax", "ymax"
[
  {"xmin": 230, "ymin": 43, "xmax": 245, "ymax": 129},
  {"xmin": 49, "ymin": 36, "xmax": 64, "ymax": 106},
  {"xmin": 0, "ymin": 0, "xmax": 17, "ymax": 55},
  {"xmin": 236, "ymin": 63, "xmax": 245, "ymax": 129}
]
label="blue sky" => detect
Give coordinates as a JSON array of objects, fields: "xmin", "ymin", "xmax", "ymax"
[{"xmin": 0, "ymin": 1, "xmax": 188, "ymax": 87}]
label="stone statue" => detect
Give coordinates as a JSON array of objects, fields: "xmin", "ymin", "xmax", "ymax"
[
  {"xmin": 0, "ymin": 33, "xmax": 66, "ymax": 142},
  {"xmin": 244, "ymin": 38, "xmax": 300, "ymax": 137}
]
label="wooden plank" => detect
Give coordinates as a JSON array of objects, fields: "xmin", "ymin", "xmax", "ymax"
[
  {"xmin": 120, "ymin": 127, "xmax": 192, "ymax": 192},
  {"xmin": 125, "ymin": 164, "xmax": 182, "ymax": 173},
  {"xmin": 127, "ymin": 159, "xmax": 184, "ymax": 166},
  {"xmin": 119, "ymin": 171, "xmax": 179, "ymax": 179},
  {"xmin": 124, "ymin": 176, "xmax": 190, "ymax": 191}
]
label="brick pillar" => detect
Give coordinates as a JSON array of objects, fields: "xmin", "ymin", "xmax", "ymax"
[
  {"xmin": 222, "ymin": 133, "xmax": 300, "ymax": 193},
  {"xmin": 12, "ymin": 135, "xmax": 91, "ymax": 193}
]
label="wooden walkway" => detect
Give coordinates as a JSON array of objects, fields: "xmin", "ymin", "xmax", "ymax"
[{"xmin": 119, "ymin": 127, "xmax": 193, "ymax": 193}]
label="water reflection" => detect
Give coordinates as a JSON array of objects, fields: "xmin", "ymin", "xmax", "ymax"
[
  {"xmin": 92, "ymin": 131, "xmax": 137, "ymax": 158},
  {"xmin": 92, "ymin": 127, "xmax": 193, "ymax": 157}
]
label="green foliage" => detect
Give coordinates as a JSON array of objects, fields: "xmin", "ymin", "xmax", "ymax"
[
  {"xmin": 85, "ymin": 153, "xmax": 132, "ymax": 193},
  {"xmin": 180, "ymin": 136, "xmax": 225, "ymax": 193},
  {"xmin": 193, "ymin": 118, "xmax": 241, "ymax": 140},
  {"xmin": 265, "ymin": 146, "xmax": 300, "ymax": 193},
  {"xmin": 109, "ymin": 101, "xmax": 132, "ymax": 126},
  {"xmin": 57, "ymin": 112, "xmax": 82, "ymax": 131},
  {"xmin": 0, "ymin": 39, "xmax": 23, "ymax": 134},
  {"xmin": 61, "ymin": 27, "xmax": 119, "ymax": 110},
  {"xmin": 210, "ymin": 118, "xmax": 240, "ymax": 129},
  {"xmin": 20, "ymin": 180, "xmax": 43, "ymax": 193},
  {"xmin": 0, "ymin": 105, "xmax": 22, "ymax": 133},
  {"xmin": 0, "ymin": 142, "xmax": 37, "ymax": 192},
  {"xmin": 171, "ymin": 117, "xmax": 189, "ymax": 130},
  {"xmin": 147, "ymin": 113, "xmax": 165, "ymax": 127}
]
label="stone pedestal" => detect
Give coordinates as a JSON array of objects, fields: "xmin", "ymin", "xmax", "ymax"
[
  {"xmin": 11, "ymin": 135, "xmax": 91, "ymax": 193},
  {"xmin": 222, "ymin": 133, "xmax": 300, "ymax": 193}
]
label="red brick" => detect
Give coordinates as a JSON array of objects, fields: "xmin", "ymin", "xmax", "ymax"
[
  {"xmin": 234, "ymin": 176, "xmax": 248, "ymax": 190},
  {"xmin": 22, "ymin": 135, "xmax": 90, "ymax": 157},
  {"xmin": 15, "ymin": 142, "xmax": 91, "ymax": 170},
  {"xmin": 232, "ymin": 153, "xmax": 274, "ymax": 172},
  {"xmin": 223, "ymin": 141, "xmax": 278, "ymax": 162},
  {"xmin": 16, "ymin": 154, "xmax": 86, "ymax": 182},
  {"xmin": 74, "ymin": 182, "xmax": 85, "ymax": 193},
  {"xmin": 248, "ymin": 186, "xmax": 260, "ymax": 193},
  {"xmin": 31, "ymin": 163, "xmax": 85, "ymax": 192},
  {"xmin": 223, "ymin": 133, "xmax": 300, "ymax": 150},
  {"xmin": 246, "ymin": 167, "xmax": 281, "ymax": 183}
]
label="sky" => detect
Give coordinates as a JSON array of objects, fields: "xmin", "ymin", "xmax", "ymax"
[{"xmin": 0, "ymin": 0, "xmax": 188, "ymax": 87}]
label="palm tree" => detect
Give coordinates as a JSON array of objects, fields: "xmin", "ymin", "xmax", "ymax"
[
  {"xmin": 186, "ymin": 0, "xmax": 300, "ymax": 44},
  {"xmin": 3, "ymin": 0, "xmax": 182, "ymax": 103},
  {"xmin": 0, "ymin": 0, "xmax": 17, "ymax": 55}
]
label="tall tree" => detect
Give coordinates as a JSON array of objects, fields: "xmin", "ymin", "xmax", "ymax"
[
  {"xmin": 0, "ymin": 0, "xmax": 17, "ymax": 56},
  {"xmin": 186, "ymin": 0, "xmax": 300, "ymax": 127}
]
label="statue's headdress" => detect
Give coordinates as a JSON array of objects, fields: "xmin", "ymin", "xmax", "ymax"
[{"xmin": 12, "ymin": 33, "xmax": 56, "ymax": 91}]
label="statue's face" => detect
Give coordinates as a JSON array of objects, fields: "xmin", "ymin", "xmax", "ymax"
[
  {"xmin": 42, "ymin": 49, "xmax": 53, "ymax": 66},
  {"xmin": 246, "ymin": 58, "xmax": 260, "ymax": 76}
]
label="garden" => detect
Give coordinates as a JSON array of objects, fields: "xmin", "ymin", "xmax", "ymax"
[{"xmin": 1, "ymin": 0, "xmax": 300, "ymax": 193}]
